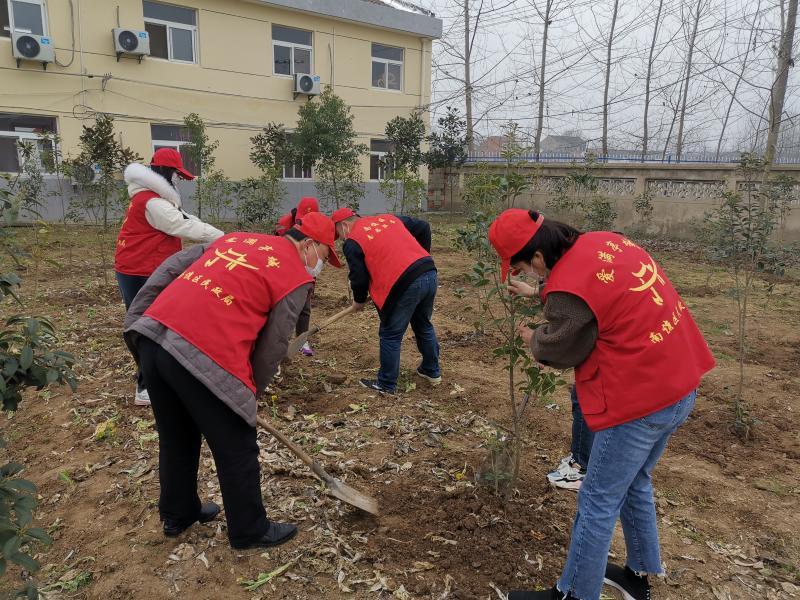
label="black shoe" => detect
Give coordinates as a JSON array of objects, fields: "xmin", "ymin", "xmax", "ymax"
[
  {"xmin": 163, "ymin": 501, "xmax": 221, "ymax": 537},
  {"xmin": 359, "ymin": 378, "xmax": 396, "ymax": 395},
  {"xmin": 509, "ymin": 586, "xmax": 568, "ymax": 600},
  {"xmin": 604, "ymin": 564, "xmax": 651, "ymax": 600},
  {"xmin": 231, "ymin": 521, "xmax": 298, "ymax": 550}
]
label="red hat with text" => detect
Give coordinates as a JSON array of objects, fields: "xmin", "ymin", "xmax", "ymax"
[
  {"xmin": 488, "ymin": 208, "xmax": 545, "ymax": 281},
  {"xmin": 151, "ymin": 148, "xmax": 195, "ymax": 181},
  {"xmin": 295, "ymin": 211, "xmax": 342, "ymax": 268}
]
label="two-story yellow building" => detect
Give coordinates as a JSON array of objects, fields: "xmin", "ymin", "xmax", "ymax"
[{"xmin": 0, "ymin": 0, "xmax": 441, "ymax": 213}]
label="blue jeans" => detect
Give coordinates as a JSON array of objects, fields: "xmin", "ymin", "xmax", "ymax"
[
  {"xmin": 557, "ymin": 390, "xmax": 697, "ymax": 600},
  {"xmin": 570, "ymin": 386, "xmax": 594, "ymax": 468},
  {"xmin": 115, "ymin": 271, "xmax": 149, "ymax": 310},
  {"xmin": 116, "ymin": 271, "xmax": 150, "ymax": 392},
  {"xmin": 378, "ymin": 270, "xmax": 440, "ymax": 391}
]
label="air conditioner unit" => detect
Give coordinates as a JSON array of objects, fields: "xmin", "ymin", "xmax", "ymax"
[
  {"xmin": 293, "ymin": 73, "xmax": 321, "ymax": 99},
  {"xmin": 70, "ymin": 163, "xmax": 101, "ymax": 187},
  {"xmin": 12, "ymin": 32, "xmax": 54, "ymax": 69},
  {"xmin": 113, "ymin": 28, "xmax": 150, "ymax": 62}
]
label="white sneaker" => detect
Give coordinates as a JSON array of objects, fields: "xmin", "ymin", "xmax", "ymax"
[
  {"xmin": 547, "ymin": 454, "xmax": 585, "ymax": 491},
  {"xmin": 134, "ymin": 387, "xmax": 151, "ymax": 406},
  {"xmin": 415, "ymin": 366, "xmax": 442, "ymax": 386}
]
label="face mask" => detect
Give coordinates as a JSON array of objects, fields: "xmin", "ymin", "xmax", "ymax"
[{"xmin": 305, "ymin": 243, "xmax": 324, "ymax": 278}]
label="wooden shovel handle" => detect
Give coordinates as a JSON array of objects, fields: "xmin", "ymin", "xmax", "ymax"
[
  {"xmin": 315, "ymin": 304, "xmax": 357, "ymax": 331},
  {"xmin": 256, "ymin": 415, "xmax": 315, "ymax": 469}
]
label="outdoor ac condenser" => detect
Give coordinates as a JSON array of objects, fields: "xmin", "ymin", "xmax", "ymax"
[
  {"xmin": 294, "ymin": 74, "xmax": 321, "ymax": 99},
  {"xmin": 11, "ymin": 32, "xmax": 54, "ymax": 69},
  {"xmin": 113, "ymin": 28, "xmax": 150, "ymax": 62}
]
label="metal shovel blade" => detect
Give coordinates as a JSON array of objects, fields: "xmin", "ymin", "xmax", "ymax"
[
  {"xmin": 311, "ymin": 462, "xmax": 380, "ymax": 515},
  {"xmin": 257, "ymin": 415, "xmax": 379, "ymax": 515}
]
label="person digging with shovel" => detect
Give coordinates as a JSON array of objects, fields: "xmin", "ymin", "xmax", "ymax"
[
  {"xmin": 332, "ymin": 207, "xmax": 441, "ymax": 395},
  {"xmin": 488, "ymin": 209, "xmax": 715, "ymax": 600},
  {"xmin": 123, "ymin": 212, "xmax": 341, "ymax": 549}
]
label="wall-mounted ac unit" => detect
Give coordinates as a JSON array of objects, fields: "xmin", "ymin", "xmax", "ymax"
[
  {"xmin": 113, "ymin": 28, "xmax": 150, "ymax": 62},
  {"xmin": 293, "ymin": 74, "xmax": 321, "ymax": 100},
  {"xmin": 70, "ymin": 163, "xmax": 101, "ymax": 187},
  {"xmin": 12, "ymin": 32, "xmax": 54, "ymax": 69}
]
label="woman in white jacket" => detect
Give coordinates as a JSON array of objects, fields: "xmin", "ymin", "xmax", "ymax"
[{"xmin": 114, "ymin": 148, "xmax": 224, "ymax": 406}]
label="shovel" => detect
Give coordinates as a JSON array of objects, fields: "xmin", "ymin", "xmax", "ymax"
[
  {"xmin": 286, "ymin": 305, "xmax": 357, "ymax": 356},
  {"xmin": 256, "ymin": 415, "xmax": 379, "ymax": 515}
]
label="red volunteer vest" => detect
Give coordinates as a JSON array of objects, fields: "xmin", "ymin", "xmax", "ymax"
[
  {"xmin": 347, "ymin": 214, "xmax": 430, "ymax": 310},
  {"xmin": 115, "ymin": 191, "xmax": 183, "ymax": 276},
  {"xmin": 144, "ymin": 234, "xmax": 312, "ymax": 391},
  {"xmin": 542, "ymin": 232, "xmax": 715, "ymax": 431}
]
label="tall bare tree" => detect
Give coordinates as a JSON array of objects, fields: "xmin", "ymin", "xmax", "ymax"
[
  {"xmin": 602, "ymin": 0, "xmax": 621, "ymax": 157},
  {"xmin": 533, "ymin": 0, "xmax": 554, "ymax": 158},
  {"xmin": 642, "ymin": 0, "xmax": 665, "ymax": 160},
  {"xmin": 675, "ymin": 0, "xmax": 704, "ymax": 161},
  {"xmin": 763, "ymin": 0, "xmax": 798, "ymax": 171},
  {"xmin": 715, "ymin": 3, "xmax": 761, "ymax": 160}
]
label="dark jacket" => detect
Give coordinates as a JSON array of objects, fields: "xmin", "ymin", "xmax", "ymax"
[{"xmin": 342, "ymin": 215, "xmax": 435, "ymax": 318}]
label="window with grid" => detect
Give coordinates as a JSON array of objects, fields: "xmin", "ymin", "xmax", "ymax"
[
  {"xmin": 1, "ymin": 0, "xmax": 48, "ymax": 38},
  {"xmin": 150, "ymin": 123, "xmax": 199, "ymax": 174},
  {"xmin": 272, "ymin": 24, "xmax": 312, "ymax": 76},
  {"xmin": 143, "ymin": 1, "xmax": 196, "ymax": 63},
  {"xmin": 371, "ymin": 43, "xmax": 403, "ymax": 91},
  {"xmin": 369, "ymin": 139, "xmax": 395, "ymax": 181},
  {"xmin": 0, "ymin": 112, "xmax": 56, "ymax": 173}
]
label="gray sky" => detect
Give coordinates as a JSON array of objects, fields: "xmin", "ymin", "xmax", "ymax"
[{"xmin": 415, "ymin": 0, "xmax": 799, "ymax": 156}]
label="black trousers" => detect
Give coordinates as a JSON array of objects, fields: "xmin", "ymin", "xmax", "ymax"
[
  {"xmin": 116, "ymin": 271, "xmax": 149, "ymax": 392},
  {"xmin": 138, "ymin": 337, "xmax": 269, "ymax": 546},
  {"xmin": 295, "ymin": 288, "xmax": 312, "ymax": 336}
]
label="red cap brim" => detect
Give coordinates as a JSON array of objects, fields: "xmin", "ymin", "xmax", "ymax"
[
  {"xmin": 326, "ymin": 244, "xmax": 342, "ymax": 268},
  {"xmin": 177, "ymin": 167, "xmax": 195, "ymax": 181}
]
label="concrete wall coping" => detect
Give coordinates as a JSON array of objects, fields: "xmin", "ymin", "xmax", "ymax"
[
  {"xmin": 251, "ymin": 0, "xmax": 443, "ymax": 39},
  {"xmin": 460, "ymin": 162, "xmax": 800, "ymax": 175}
]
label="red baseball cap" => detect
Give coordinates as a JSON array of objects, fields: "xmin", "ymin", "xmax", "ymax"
[
  {"xmin": 295, "ymin": 212, "xmax": 342, "ymax": 268},
  {"xmin": 151, "ymin": 147, "xmax": 195, "ymax": 180},
  {"xmin": 331, "ymin": 207, "xmax": 358, "ymax": 239},
  {"xmin": 488, "ymin": 209, "xmax": 545, "ymax": 281},
  {"xmin": 296, "ymin": 197, "xmax": 319, "ymax": 217}
]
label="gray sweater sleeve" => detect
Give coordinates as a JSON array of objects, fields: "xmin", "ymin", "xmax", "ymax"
[
  {"xmin": 531, "ymin": 292, "xmax": 599, "ymax": 369},
  {"xmin": 251, "ymin": 284, "xmax": 312, "ymax": 394},
  {"xmin": 124, "ymin": 244, "xmax": 208, "ymax": 331}
]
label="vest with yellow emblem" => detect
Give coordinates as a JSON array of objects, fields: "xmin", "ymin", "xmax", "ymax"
[
  {"xmin": 144, "ymin": 233, "xmax": 312, "ymax": 391},
  {"xmin": 541, "ymin": 232, "xmax": 715, "ymax": 431},
  {"xmin": 115, "ymin": 190, "xmax": 183, "ymax": 276},
  {"xmin": 347, "ymin": 214, "xmax": 430, "ymax": 310}
]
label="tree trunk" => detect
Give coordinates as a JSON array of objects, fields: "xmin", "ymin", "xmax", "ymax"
[
  {"xmin": 464, "ymin": 0, "xmax": 474, "ymax": 153},
  {"xmin": 675, "ymin": 0, "xmax": 703, "ymax": 163},
  {"xmin": 602, "ymin": 0, "xmax": 620, "ymax": 158},
  {"xmin": 662, "ymin": 72, "xmax": 685, "ymax": 161},
  {"xmin": 716, "ymin": 2, "xmax": 760, "ymax": 161},
  {"xmin": 642, "ymin": 0, "xmax": 664, "ymax": 161},
  {"xmin": 534, "ymin": 1, "xmax": 552, "ymax": 160},
  {"xmin": 763, "ymin": 0, "xmax": 798, "ymax": 175}
]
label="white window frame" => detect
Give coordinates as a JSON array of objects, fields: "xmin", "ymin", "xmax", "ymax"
[
  {"xmin": 143, "ymin": 4, "xmax": 197, "ymax": 65},
  {"xmin": 371, "ymin": 44, "xmax": 403, "ymax": 92},
  {"xmin": 369, "ymin": 149, "xmax": 391, "ymax": 181},
  {"xmin": 272, "ymin": 28, "xmax": 313, "ymax": 78},
  {"xmin": 281, "ymin": 161, "xmax": 312, "ymax": 180},
  {"xmin": 4, "ymin": 0, "xmax": 49, "ymax": 36},
  {"xmin": 0, "ymin": 130, "xmax": 56, "ymax": 174}
]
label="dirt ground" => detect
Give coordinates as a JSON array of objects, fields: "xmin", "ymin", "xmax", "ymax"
[{"xmin": 1, "ymin": 218, "xmax": 799, "ymax": 600}]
